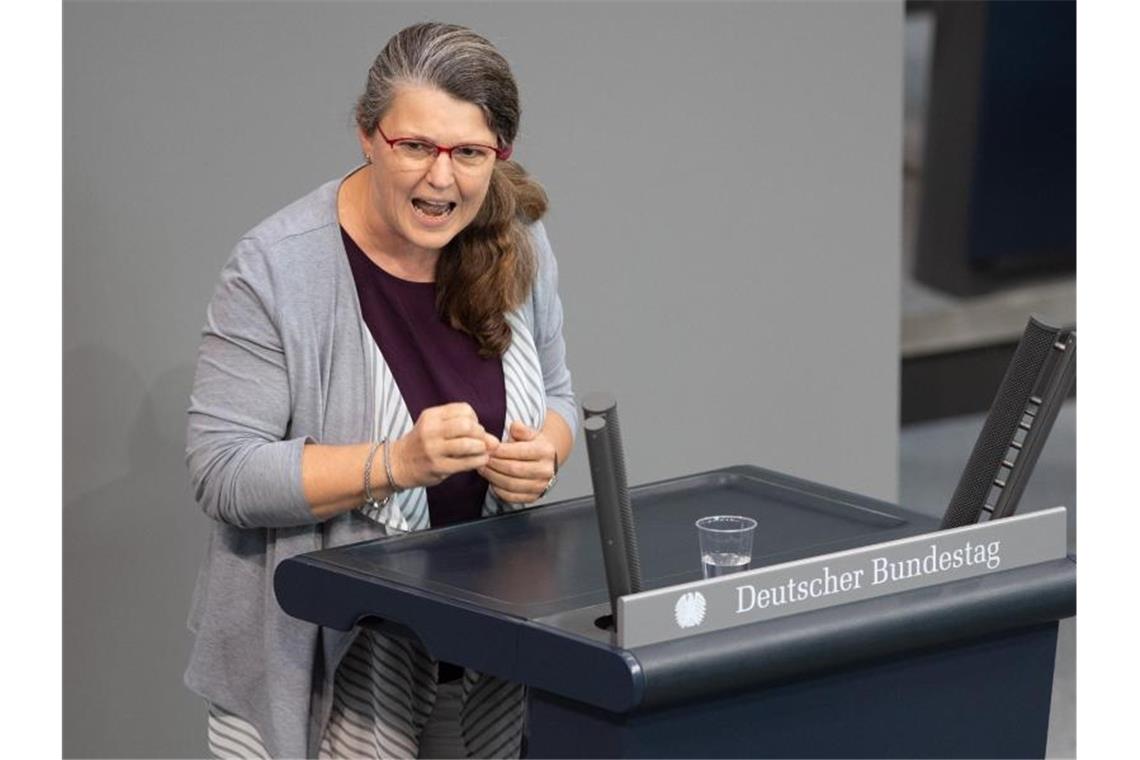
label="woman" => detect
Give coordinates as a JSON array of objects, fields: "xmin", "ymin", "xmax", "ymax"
[{"xmin": 184, "ymin": 22, "xmax": 576, "ymax": 759}]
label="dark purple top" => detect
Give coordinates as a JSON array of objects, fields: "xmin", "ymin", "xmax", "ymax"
[{"xmin": 342, "ymin": 227, "xmax": 507, "ymax": 528}]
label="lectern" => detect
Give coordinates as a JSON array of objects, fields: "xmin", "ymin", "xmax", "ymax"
[{"xmin": 274, "ymin": 465, "xmax": 1075, "ymax": 758}]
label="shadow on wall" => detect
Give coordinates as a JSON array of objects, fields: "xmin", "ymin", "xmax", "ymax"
[{"xmin": 63, "ymin": 345, "xmax": 209, "ymax": 758}]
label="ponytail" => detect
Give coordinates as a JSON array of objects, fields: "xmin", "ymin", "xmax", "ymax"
[{"xmin": 435, "ymin": 161, "xmax": 549, "ymax": 357}]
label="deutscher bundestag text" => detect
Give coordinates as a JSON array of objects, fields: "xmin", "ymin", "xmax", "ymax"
[{"xmin": 736, "ymin": 541, "xmax": 1001, "ymax": 613}]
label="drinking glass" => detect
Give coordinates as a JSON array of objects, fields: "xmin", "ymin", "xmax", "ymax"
[{"xmin": 696, "ymin": 515, "xmax": 757, "ymax": 578}]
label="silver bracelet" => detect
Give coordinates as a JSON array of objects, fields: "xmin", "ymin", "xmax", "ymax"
[
  {"xmin": 383, "ymin": 438, "xmax": 405, "ymax": 493},
  {"xmin": 363, "ymin": 438, "xmax": 389, "ymax": 509},
  {"xmin": 539, "ymin": 451, "xmax": 559, "ymax": 499}
]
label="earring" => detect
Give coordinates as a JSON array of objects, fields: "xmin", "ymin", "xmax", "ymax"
[{"xmin": 365, "ymin": 153, "xmax": 373, "ymax": 164}]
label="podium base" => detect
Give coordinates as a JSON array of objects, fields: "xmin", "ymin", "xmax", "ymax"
[{"xmin": 526, "ymin": 622, "xmax": 1057, "ymax": 759}]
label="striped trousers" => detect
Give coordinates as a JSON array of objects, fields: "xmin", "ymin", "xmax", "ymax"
[{"xmin": 207, "ymin": 628, "xmax": 526, "ymax": 759}]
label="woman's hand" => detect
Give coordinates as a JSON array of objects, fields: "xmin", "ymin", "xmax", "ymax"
[
  {"xmin": 479, "ymin": 420, "xmax": 558, "ymax": 504},
  {"xmin": 390, "ymin": 403, "xmax": 497, "ymax": 489}
]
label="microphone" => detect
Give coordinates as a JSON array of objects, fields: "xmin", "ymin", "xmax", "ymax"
[
  {"xmin": 582, "ymin": 392, "xmax": 643, "ymax": 627},
  {"xmin": 941, "ymin": 316, "xmax": 1076, "ymax": 529}
]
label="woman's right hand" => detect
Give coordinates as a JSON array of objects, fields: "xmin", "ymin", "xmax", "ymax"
[{"xmin": 389, "ymin": 402, "xmax": 498, "ymax": 489}]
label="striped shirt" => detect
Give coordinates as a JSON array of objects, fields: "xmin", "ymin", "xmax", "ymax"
[{"xmin": 207, "ymin": 628, "xmax": 525, "ymax": 758}]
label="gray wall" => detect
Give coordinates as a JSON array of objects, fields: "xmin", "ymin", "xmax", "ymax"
[{"xmin": 63, "ymin": 2, "xmax": 901, "ymax": 756}]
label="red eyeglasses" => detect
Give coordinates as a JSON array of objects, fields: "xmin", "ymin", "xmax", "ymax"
[{"xmin": 377, "ymin": 125, "xmax": 512, "ymax": 170}]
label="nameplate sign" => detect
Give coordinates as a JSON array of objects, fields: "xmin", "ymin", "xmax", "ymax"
[{"xmin": 615, "ymin": 506, "xmax": 1067, "ymax": 648}]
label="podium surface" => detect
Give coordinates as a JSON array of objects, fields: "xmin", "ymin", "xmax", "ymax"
[{"xmin": 275, "ymin": 465, "xmax": 1075, "ymax": 758}]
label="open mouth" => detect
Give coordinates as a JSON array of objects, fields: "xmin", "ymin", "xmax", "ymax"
[{"xmin": 411, "ymin": 198, "xmax": 457, "ymax": 220}]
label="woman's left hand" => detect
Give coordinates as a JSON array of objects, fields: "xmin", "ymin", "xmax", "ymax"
[{"xmin": 478, "ymin": 421, "xmax": 557, "ymax": 504}]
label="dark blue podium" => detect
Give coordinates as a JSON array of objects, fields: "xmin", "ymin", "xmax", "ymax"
[{"xmin": 274, "ymin": 465, "xmax": 1075, "ymax": 758}]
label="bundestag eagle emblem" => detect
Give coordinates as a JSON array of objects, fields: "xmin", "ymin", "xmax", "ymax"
[{"xmin": 674, "ymin": 591, "xmax": 707, "ymax": 628}]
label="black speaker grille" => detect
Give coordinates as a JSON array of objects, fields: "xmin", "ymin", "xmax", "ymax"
[{"xmin": 940, "ymin": 318, "xmax": 1059, "ymax": 529}]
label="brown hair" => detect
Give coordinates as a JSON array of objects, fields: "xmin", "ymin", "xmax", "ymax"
[{"xmin": 355, "ymin": 22, "xmax": 548, "ymax": 357}]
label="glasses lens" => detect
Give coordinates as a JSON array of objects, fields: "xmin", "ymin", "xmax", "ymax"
[
  {"xmin": 393, "ymin": 140, "xmax": 437, "ymax": 163},
  {"xmin": 451, "ymin": 146, "xmax": 493, "ymax": 168}
]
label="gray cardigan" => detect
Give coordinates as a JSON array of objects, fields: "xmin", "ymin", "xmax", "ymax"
[{"xmin": 184, "ymin": 172, "xmax": 577, "ymax": 758}]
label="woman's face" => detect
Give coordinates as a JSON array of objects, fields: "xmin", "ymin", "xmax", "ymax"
[{"xmin": 358, "ymin": 85, "xmax": 499, "ymax": 256}]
